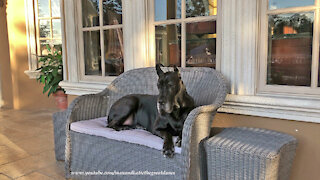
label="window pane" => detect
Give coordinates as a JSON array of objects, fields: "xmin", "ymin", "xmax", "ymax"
[
  {"xmin": 39, "ymin": 20, "xmax": 51, "ymax": 38},
  {"xmin": 267, "ymin": 13, "xmax": 313, "ymax": 86},
  {"xmin": 186, "ymin": 21, "xmax": 216, "ymax": 68},
  {"xmin": 154, "ymin": 0, "xmax": 181, "ymax": 21},
  {"xmin": 269, "ymin": 0, "xmax": 314, "ymax": 10},
  {"xmin": 52, "ymin": 19, "xmax": 61, "ymax": 39},
  {"xmin": 186, "ymin": 0, "xmax": 217, "ymax": 18},
  {"xmin": 103, "ymin": 0, "xmax": 122, "ymax": 25},
  {"xmin": 83, "ymin": 31, "xmax": 101, "ymax": 75},
  {"xmin": 40, "ymin": 40, "xmax": 50, "ymax": 56},
  {"xmin": 82, "ymin": 0, "xmax": 100, "ymax": 27},
  {"xmin": 38, "ymin": 0, "xmax": 50, "ymax": 17},
  {"xmin": 104, "ymin": 29, "xmax": 124, "ymax": 76},
  {"xmin": 52, "ymin": 40, "xmax": 62, "ymax": 52},
  {"xmin": 51, "ymin": 0, "xmax": 61, "ymax": 17},
  {"xmin": 155, "ymin": 24, "xmax": 181, "ymax": 66}
]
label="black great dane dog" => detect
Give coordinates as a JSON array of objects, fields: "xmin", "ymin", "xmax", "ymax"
[{"xmin": 107, "ymin": 64, "xmax": 195, "ymax": 158}]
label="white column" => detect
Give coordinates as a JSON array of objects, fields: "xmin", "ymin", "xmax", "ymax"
[
  {"xmin": 123, "ymin": 0, "xmax": 148, "ymax": 71},
  {"xmin": 219, "ymin": 0, "xmax": 258, "ymax": 95}
]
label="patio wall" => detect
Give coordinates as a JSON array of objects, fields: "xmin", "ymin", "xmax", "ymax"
[
  {"xmin": 67, "ymin": 94, "xmax": 320, "ymax": 180},
  {"xmin": 0, "ymin": 0, "xmax": 57, "ymax": 110}
]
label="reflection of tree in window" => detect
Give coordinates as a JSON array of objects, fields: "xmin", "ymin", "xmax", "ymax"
[
  {"xmin": 40, "ymin": 24, "xmax": 50, "ymax": 38},
  {"xmin": 268, "ymin": 13, "xmax": 313, "ymax": 86},
  {"xmin": 271, "ymin": 14, "xmax": 313, "ymax": 36},
  {"xmin": 103, "ymin": 0, "xmax": 122, "ymax": 25}
]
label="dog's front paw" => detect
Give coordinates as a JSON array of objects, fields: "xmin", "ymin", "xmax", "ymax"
[
  {"xmin": 162, "ymin": 145, "xmax": 174, "ymax": 158},
  {"xmin": 175, "ymin": 137, "xmax": 182, "ymax": 147}
]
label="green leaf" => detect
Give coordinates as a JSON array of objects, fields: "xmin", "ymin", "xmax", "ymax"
[
  {"xmin": 52, "ymin": 69, "xmax": 58, "ymax": 76},
  {"xmin": 46, "ymin": 44, "xmax": 51, "ymax": 53},
  {"xmin": 43, "ymin": 84, "xmax": 51, "ymax": 94},
  {"xmin": 40, "ymin": 75, "xmax": 45, "ymax": 84}
]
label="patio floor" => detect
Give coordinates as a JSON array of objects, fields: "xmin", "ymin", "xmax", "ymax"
[{"xmin": 0, "ymin": 109, "xmax": 65, "ymax": 180}]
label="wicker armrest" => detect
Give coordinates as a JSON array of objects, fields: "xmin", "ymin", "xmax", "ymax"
[
  {"xmin": 181, "ymin": 104, "xmax": 219, "ymax": 180},
  {"xmin": 66, "ymin": 92, "xmax": 109, "ymax": 126}
]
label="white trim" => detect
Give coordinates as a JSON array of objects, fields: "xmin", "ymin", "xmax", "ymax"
[
  {"xmin": 219, "ymin": 94, "xmax": 320, "ymax": 124},
  {"xmin": 59, "ymin": 81, "xmax": 109, "ymax": 95},
  {"xmin": 24, "ymin": 0, "xmax": 38, "ymax": 78},
  {"xmin": 24, "ymin": 70, "xmax": 40, "ymax": 79}
]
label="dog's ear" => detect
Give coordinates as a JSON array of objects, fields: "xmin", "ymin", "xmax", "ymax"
[{"xmin": 156, "ymin": 64, "xmax": 164, "ymax": 77}]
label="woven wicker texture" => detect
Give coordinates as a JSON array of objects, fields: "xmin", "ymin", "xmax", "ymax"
[
  {"xmin": 52, "ymin": 111, "xmax": 67, "ymax": 161},
  {"xmin": 204, "ymin": 127, "xmax": 298, "ymax": 180},
  {"xmin": 59, "ymin": 67, "xmax": 227, "ymax": 180}
]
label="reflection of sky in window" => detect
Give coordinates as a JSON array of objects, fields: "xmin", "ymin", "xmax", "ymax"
[
  {"xmin": 51, "ymin": 0, "xmax": 61, "ymax": 17},
  {"xmin": 154, "ymin": 0, "xmax": 181, "ymax": 21},
  {"xmin": 38, "ymin": 0, "xmax": 49, "ymax": 17},
  {"xmin": 269, "ymin": 0, "xmax": 314, "ymax": 10},
  {"xmin": 271, "ymin": 12, "xmax": 314, "ymax": 21}
]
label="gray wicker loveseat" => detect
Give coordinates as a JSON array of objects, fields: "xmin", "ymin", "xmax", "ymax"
[{"xmin": 54, "ymin": 67, "xmax": 227, "ymax": 180}]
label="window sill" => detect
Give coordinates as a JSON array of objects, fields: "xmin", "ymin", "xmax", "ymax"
[
  {"xmin": 218, "ymin": 94, "xmax": 320, "ymax": 124},
  {"xmin": 24, "ymin": 70, "xmax": 40, "ymax": 79},
  {"xmin": 59, "ymin": 81, "xmax": 110, "ymax": 96}
]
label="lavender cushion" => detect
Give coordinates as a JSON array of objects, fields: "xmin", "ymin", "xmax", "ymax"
[{"xmin": 70, "ymin": 117, "xmax": 182, "ymax": 154}]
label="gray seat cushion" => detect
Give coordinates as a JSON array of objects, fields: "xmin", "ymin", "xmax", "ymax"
[{"xmin": 70, "ymin": 117, "xmax": 182, "ymax": 154}]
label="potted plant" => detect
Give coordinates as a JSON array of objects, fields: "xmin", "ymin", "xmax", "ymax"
[{"xmin": 36, "ymin": 46, "xmax": 67, "ymax": 110}]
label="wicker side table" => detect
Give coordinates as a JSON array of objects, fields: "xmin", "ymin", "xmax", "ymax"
[{"xmin": 204, "ymin": 127, "xmax": 298, "ymax": 180}]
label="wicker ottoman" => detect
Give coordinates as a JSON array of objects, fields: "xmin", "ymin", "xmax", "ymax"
[
  {"xmin": 204, "ymin": 127, "xmax": 298, "ymax": 180},
  {"xmin": 52, "ymin": 111, "xmax": 67, "ymax": 161}
]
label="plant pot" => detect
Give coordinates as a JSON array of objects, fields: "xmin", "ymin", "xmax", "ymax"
[{"xmin": 53, "ymin": 90, "xmax": 68, "ymax": 110}]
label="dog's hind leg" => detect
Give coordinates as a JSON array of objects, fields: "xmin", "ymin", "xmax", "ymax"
[{"xmin": 107, "ymin": 96, "xmax": 139, "ymax": 130}]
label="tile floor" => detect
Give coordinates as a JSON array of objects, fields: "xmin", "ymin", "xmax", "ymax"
[{"xmin": 0, "ymin": 109, "xmax": 66, "ymax": 180}]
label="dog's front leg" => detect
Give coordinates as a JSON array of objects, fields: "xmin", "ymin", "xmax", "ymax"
[
  {"xmin": 175, "ymin": 132, "xmax": 182, "ymax": 147},
  {"xmin": 160, "ymin": 131, "xmax": 174, "ymax": 158}
]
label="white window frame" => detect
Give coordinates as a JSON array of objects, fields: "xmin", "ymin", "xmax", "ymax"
[
  {"xmin": 24, "ymin": 0, "xmax": 64, "ymax": 79},
  {"xmin": 76, "ymin": 0, "xmax": 123, "ymax": 83},
  {"xmin": 258, "ymin": 0, "xmax": 320, "ymax": 95},
  {"xmin": 147, "ymin": 0, "xmax": 221, "ymax": 69},
  {"xmin": 60, "ymin": 0, "xmax": 149, "ymax": 95},
  {"xmin": 218, "ymin": 0, "xmax": 320, "ymax": 123}
]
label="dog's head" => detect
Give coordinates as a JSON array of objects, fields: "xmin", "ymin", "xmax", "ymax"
[{"xmin": 156, "ymin": 64, "xmax": 183, "ymax": 114}]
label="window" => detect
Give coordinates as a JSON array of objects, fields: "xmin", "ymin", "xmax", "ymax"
[
  {"xmin": 258, "ymin": 0, "xmax": 320, "ymax": 95},
  {"xmin": 78, "ymin": 0, "xmax": 123, "ymax": 81},
  {"xmin": 36, "ymin": 0, "xmax": 62, "ymax": 56},
  {"xmin": 25, "ymin": 0, "xmax": 62, "ymax": 78},
  {"xmin": 149, "ymin": 0, "xmax": 218, "ymax": 68}
]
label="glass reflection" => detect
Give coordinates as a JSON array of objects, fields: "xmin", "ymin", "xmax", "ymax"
[
  {"xmin": 186, "ymin": 21, "xmax": 216, "ymax": 68},
  {"xmin": 103, "ymin": 0, "xmax": 122, "ymax": 25},
  {"xmin": 155, "ymin": 24, "xmax": 181, "ymax": 66},
  {"xmin": 82, "ymin": 0, "xmax": 100, "ymax": 27},
  {"xmin": 40, "ymin": 40, "xmax": 50, "ymax": 56},
  {"xmin": 38, "ymin": 0, "xmax": 50, "ymax": 17},
  {"xmin": 154, "ymin": 0, "xmax": 181, "ymax": 21},
  {"xmin": 186, "ymin": 0, "xmax": 217, "ymax": 18},
  {"xmin": 52, "ymin": 19, "xmax": 61, "ymax": 38},
  {"xmin": 104, "ymin": 29, "xmax": 124, "ymax": 76},
  {"xmin": 269, "ymin": 0, "xmax": 314, "ymax": 10},
  {"xmin": 83, "ymin": 31, "xmax": 102, "ymax": 75},
  {"xmin": 267, "ymin": 13, "xmax": 313, "ymax": 86},
  {"xmin": 51, "ymin": 0, "xmax": 61, "ymax": 17},
  {"xmin": 39, "ymin": 20, "xmax": 51, "ymax": 38}
]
